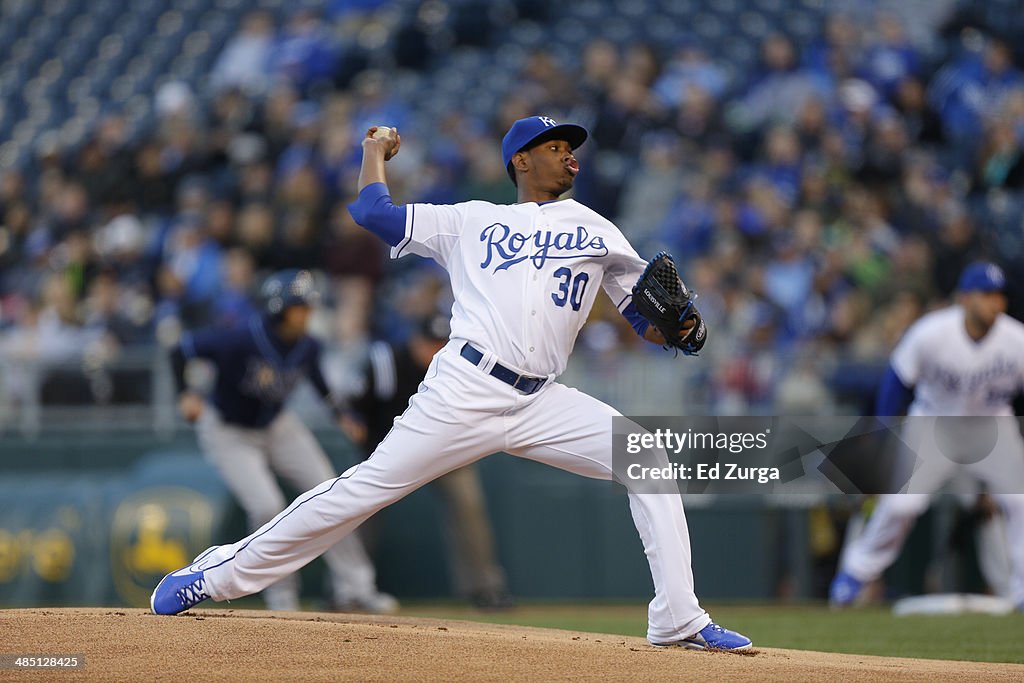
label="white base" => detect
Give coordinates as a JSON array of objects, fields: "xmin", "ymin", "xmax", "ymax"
[{"xmin": 892, "ymin": 593, "xmax": 1015, "ymax": 616}]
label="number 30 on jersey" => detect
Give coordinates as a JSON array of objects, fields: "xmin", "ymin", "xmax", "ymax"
[{"xmin": 551, "ymin": 267, "xmax": 589, "ymax": 311}]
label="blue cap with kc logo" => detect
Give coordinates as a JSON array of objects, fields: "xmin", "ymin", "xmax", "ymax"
[
  {"xmin": 501, "ymin": 116, "xmax": 588, "ymax": 180},
  {"xmin": 957, "ymin": 262, "xmax": 1006, "ymax": 292}
]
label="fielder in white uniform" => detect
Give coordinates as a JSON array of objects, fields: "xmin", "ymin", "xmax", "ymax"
[
  {"xmin": 152, "ymin": 116, "xmax": 752, "ymax": 650},
  {"xmin": 830, "ymin": 262, "xmax": 1024, "ymax": 609}
]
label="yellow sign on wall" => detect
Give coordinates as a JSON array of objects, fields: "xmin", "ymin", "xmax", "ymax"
[
  {"xmin": 110, "ymin": 487, "xmax": 215, "ymax": 606},
  {"xmin": 0, "ymin": 505, "xmax": 81, "ymax": 585}
]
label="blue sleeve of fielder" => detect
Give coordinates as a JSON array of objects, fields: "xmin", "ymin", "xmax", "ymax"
[
  {"xmin": 875, "ymin": 363, "xmax": 913, "ymax": 416},
  {"xmin": 621, "ymin": 301, "xmax": 650, "ymax": 337},
  {"xmin": 180, "ymin": 329, "xmax": 220, "ymax": 360},
  {"xmin": 347, "ymin": 182, "xmax": 407, "ymax": 247}
]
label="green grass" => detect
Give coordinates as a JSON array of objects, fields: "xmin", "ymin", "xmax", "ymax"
[{"xmin": 400, "ymin": 602, "xmax": 1024, "ymax": 664}]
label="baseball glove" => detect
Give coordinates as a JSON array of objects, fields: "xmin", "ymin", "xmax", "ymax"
[{"xmin": 631, "ymin": 251, "xmax": 707, "ymax": 355}]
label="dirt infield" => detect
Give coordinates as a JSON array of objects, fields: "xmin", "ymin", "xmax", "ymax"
[{"xmin": 1, "ymin": 608, "xmax": 1022, "ymax": 682}]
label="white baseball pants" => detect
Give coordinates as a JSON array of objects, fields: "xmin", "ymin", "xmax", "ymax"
[
  {"xmin": 194, "ymin": 340, "xmax": 711, "ymax": 642},
  {"xmin": 839, "ymin": 417, "xmax": 1024, "ymax": 605}
]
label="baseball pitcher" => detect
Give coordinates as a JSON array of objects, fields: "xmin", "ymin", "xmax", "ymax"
[{"xmin": 152, "ymin": 117, "xmax": 750, "ymax": 650}]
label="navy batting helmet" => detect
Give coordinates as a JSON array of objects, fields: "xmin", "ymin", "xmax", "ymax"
[{"xmin": 261, "ymin": 269, "xmax": 318, "ymax": 316}]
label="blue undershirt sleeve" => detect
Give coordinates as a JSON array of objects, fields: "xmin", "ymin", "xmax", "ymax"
[
  {"xmin": 875, "ymin": 363, "xmax": 914, "ymax": 416},
  {"xmin": 621, "ymin": 301, "xmax": 650, "ymax": 337},
  {"xmin": 347, "ymin": 182, "xmax": 408, "ymax": 247}
]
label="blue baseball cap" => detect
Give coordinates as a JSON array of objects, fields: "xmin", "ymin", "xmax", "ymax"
[
  {"xmin": 501, "ymin": 116, "xmax": 588, "ymax": 180},
  {"xmin": 957, "ymin": 261, "xmax": 1006, "ymax": 292}
]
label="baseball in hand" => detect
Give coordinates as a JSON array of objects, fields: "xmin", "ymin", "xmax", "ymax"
[{"xmin": 370, "ymin": 126, "xmax": 399, "ymax": 160}]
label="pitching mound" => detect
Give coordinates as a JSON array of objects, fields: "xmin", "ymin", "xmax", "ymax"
[{"xmin": 1, "ymin": 608, "xmax": 1022, "ymax": 682}]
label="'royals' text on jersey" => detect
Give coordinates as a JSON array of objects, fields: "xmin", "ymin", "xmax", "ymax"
[
  {"xmin": 891, "ymin": 306, "xmax": 1024, "ymax": 416},
  {"xmin": 392, "ymin": 199, "xmax": 647, "ymax": 376}
]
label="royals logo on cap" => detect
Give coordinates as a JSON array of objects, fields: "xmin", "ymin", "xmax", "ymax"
[
  {"xmin": 957, "ymin": 262, "xmax": 1006, "ymax": 292},
  {"xmin": 501, "ymin": 116, "xmax": 589, "ymax": 180}
]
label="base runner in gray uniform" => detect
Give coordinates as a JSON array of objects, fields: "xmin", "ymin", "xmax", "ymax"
[{"xmin": 170, "ymin": 269, "xmax": 397, "ymax": 613}]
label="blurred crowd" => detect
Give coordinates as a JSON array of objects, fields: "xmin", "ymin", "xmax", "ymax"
[{"xmin": 1, "ymin": 0, "xmax": 1023, "ymax": 416}]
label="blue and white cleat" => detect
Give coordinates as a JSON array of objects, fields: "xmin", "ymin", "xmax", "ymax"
[
  {"xmin": 653, "ymin": 622, "xmax": 753, "ymax": 651},
  {"xmin": 150, "ymin": 568, "xmax": 210, "ymax": 615},
  {"xmin": 829, "ymin": 570, "xmax": 864, "ymax": 608}
]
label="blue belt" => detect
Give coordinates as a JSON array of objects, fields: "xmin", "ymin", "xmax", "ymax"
[{"xmin": 459, "ymin": 343, "xmax": 547, "ymax": 395}]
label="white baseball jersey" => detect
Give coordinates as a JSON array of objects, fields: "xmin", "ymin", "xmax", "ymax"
[
  {"xmin": 391, "ymin": 198, "xmax": 647, "ymax": 376},
  {"xmin": 891, "ymin": 306, "xmax": 1024, "ymax": 416}
]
